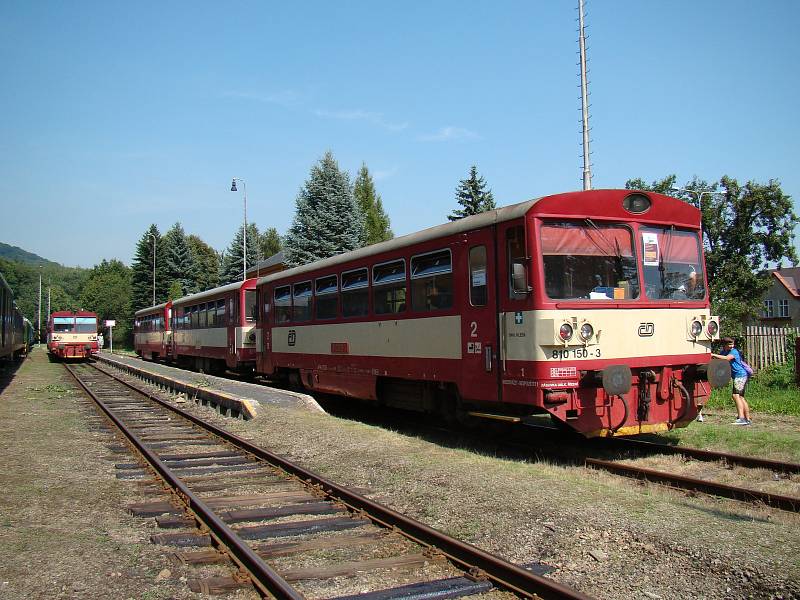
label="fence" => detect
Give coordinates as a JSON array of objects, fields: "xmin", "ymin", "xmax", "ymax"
[{"xmin": 743, "ymin": 326, "xmax": 799, "ymax": 371}]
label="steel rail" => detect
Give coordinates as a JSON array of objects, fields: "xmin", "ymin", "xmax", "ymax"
[
  {"xmin": 598, "ymin": 437, "xmax": 800, "ymax": 474},
  {"xmin": 82, "ymin": 362, "xmax": 594, "ymax": 600},
  {"xmin": 65, "ymin": 364, "xmax": 304, "ymax": 600},
  {"xmin": 585, "ymin": 458, "xmax": 800, "ymax": 512}
]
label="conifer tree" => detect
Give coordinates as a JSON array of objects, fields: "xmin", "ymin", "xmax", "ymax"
[
  {"xmin": 162, "ymin": 222, "xmax": 198, "ymax": 296},
  {"xmin": 187, "ymin": 235, "xmax": 220, "ymax": 292},
  {"xmin": 220, "ymin": 223, "xmax": 261, "ymax": 284},
  {"xmin": 284, "ymin": 151, "xmax": 366, "ymax": 267},
  {"xmin": 448, "ymin": 165, "xmax": 496, "ymax": 221},
  {"xmin": 260, "ymin": 227, "xmax": 282, "ymax": 259},
  {"xmin": 131, "ymin": 225, "xmax": 167, "ymax": 310},
  {"xmin": 354, "ymin": 163, "xmax": 393, "ymax": 245}
]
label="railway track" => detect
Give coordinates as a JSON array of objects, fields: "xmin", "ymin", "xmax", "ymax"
[
  {"xmin": 505, "ymin": 422, "xmax": 800, "ymax": 513},
  {"xmin": 65, "ymin": 361, "xmax": 593, "ymax": 600},
  {"xmin": 100, "ymin": 355, "xmax": 800, "ymax": 514}
]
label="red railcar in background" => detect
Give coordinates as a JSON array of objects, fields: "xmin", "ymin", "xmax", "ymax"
[
  {"xmin": 47, "ymin": 311, "xmax": 98, "ymax": 360},
  {"xmin": 134, "ymin": 279, "xmax": 259, "ymax": 374},
  {"xmin": 134, "ymin": 301, "xmax": 172, "ymax": 360}
]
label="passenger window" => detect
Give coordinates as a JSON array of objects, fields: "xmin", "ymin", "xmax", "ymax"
[
  {"xmin": 341, "ymin": 268, "xmax": 369, "ymax": 318},
  {"xmin": 506, "ymin": 226, "xmax": 528, "ymax": 299},
  {"xmin": 216, "ymin": 299, "xmax": 225, "ymax": 327},
  {"xmin": 411, "ymin": 250, "xmax": 453, "ymax": 311},
  {"xmin": 198, "ymin": 303, "xmax": 207, "ymax": 328},
  {"xmin": 293, "ymin": 281, "xmax": 312, "ymax": 322},
  {"xmin": 244, "ymin": 290, "xmax": 257, "ymax": 322},
  {"xmin": 315, "ymin": 275, "xmax": 338, "ymax": 320},
  {"xmin": 373, "ymin": 260, "xmax": 406, "ymax": 315},
  {"xmin": 469, "ymin": 246, "xmax": 488, "ymax": 306},
  {"xmin": 274, "ymin": 286, "xmax": 291, "ymax": 324}
]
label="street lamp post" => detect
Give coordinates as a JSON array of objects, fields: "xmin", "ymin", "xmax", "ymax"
[
  {"xmin": 37, "ymin": 266, "xmax": 42, "ymax": 345},
  {"xmin": 672, "ymin": 187, "xmax": 719, "ymax": 207},
  {"xmin": 147, "ymin": 233, "xmax": 157, "ymax": 306},
  {"xmin": 230, "ymin": 178, "xmax": 247, "ymax": 281}
]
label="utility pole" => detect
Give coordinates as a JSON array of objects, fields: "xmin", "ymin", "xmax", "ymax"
[
  {"xmin": 578, "ymin": 0, "xmax": 592, "ymax": 190},
  {"xmin": 37, "ymin": 267, "xmax": 42, "ymax": 345}
]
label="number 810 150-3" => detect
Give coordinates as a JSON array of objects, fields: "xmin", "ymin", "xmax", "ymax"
[{"xmin": 551, "ymin": 347, "xmax": 601, "ymax": 360}]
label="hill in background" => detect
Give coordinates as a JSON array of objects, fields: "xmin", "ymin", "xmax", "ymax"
[{"xmin": 0, "ymin": 242, "xmax": 59, "ymax": 267}]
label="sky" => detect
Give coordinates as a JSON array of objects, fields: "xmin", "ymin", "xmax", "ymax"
[{"xmin": 1, "ymin": 1, "xmax": 799, "ymax": 269}]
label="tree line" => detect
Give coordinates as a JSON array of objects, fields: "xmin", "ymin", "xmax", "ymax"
[{"xmin": 1, "ymin": 152, "xmax": 796, "ymax": 346}]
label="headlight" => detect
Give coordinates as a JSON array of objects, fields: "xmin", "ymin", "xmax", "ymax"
[
  {"xmin": 559, "ymin": 323, "xmax": 574, "ymax": 342},
  {"xmin": 690, "ymin": 320, "xmax": 703, "ymax": 337},
  {"xmin": 579, "ymin": 322, "xmax": 594, "ymax": 341},
  {"xmin": 707, "ymin": 321, "xmax": 719, "ymax": 337}
]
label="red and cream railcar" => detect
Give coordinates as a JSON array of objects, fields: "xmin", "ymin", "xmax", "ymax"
[
  {"xmin": 47, "ymin": 311, "xmax": 99, "ymax": 360},
  {"xmin": 134, "ymin": 301, "xmax": 172, "ymax": 360},
  {"xmin": 170, "ymin": 278, "xmax": 259, "ymax": 374},
  {"xmin": 256, "ymin": 189, "xmax": 730, "ymax": 437}
]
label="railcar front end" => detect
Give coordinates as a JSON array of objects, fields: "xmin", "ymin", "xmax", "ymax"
[
  {"xmin": 47, "ymin": 311, "xmax": 99, "ymax": 360},
  {"xmin": 498, "ymin": 190, "xmax": 730, "ymax": 436}
]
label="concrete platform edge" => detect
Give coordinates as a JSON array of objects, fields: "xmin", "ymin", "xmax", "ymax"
[{"xmin": 95, "ymin": 354, "xmax": 258, "ymax": 420}]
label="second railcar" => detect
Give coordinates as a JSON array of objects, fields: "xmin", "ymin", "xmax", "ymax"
[
  {"xmin": 134, "ymin": 301, "xmax": 172, "ymax": 360},
  {"xmin": 255, "ymin": 189, "xmax": 730, "ymax": 437},
  {"xmin": 167, "ymin": 278, "xmax": 259, "ymax": 374}
]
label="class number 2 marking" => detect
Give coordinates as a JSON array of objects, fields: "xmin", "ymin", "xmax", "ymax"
[{"xmin": 470, "ymin": 321, "xmax": 478, "ymax": 338}]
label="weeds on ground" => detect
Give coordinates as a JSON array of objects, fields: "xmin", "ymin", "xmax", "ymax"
[
  {"xmin": 705, "ymin": 364, "xmax": 799, "ymax": 416},
  {"xmin": 661, "ymin": 423, "xmax": 800, "ymax": 462}
]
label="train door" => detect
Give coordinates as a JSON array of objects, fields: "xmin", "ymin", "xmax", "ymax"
[
  {"xmin": 227, "ymin": 292, "xmax": 237, "ymax": 367},
  {"xmin": 459, "ymin": 228, "xmax": 500, "ymax": 403}
]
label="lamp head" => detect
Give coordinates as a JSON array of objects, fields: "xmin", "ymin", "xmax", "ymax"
[{"xmin": 230, "ymin": 179, "xmax": 237, "ymax": 192}]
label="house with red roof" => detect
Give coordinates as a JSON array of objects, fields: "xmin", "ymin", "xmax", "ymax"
[{"xmin": 757, "ymin": 266, "xmax": 800, "ymax": 327}]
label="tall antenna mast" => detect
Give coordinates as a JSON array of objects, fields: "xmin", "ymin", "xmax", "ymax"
[{"xmin": 578, "ymin": 0, "xmax": 592, "ymax": 190}]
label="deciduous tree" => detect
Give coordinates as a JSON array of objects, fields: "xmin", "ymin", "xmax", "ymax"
[
  {"xmin": 626, "ymin": 175, "xmax": 799, "ymax": 335},
  {"xmin": 79, "ymin": 259, "xmax": 132, "ymax": 342}
]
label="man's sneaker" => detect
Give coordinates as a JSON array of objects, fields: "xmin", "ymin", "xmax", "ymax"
[
  {"xmin": 744, "ymin": 419, "xmax": 752, "ymax": 426},
  {"xmin": 696, "ymin": 413, "xmax": 704, "ymax": 422},
  {"xmin": 732, "ymin": 418, "xmax": 748, "ymax": 425}
]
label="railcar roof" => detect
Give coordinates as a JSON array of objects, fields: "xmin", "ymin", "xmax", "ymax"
[
  {"xmin": 258, "ymin": 196, "xmax": 541, "ymax": 285},
  {"xmin": 134, "ymin": 301, "xmax": 171, "ymax": 317},
  {"xmin": 171, "ymin": 278, "xmax": 256, "ymax": 308}
]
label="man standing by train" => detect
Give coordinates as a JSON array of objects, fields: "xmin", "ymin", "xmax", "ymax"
[{"xmin": 711, "ymin": 337, "xmax": 752, "ymax": 426}]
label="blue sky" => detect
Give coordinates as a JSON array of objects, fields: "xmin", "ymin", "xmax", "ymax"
[{"xmin": 2, "ymin": 1, "xmax": 798, "ymax": 268}]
